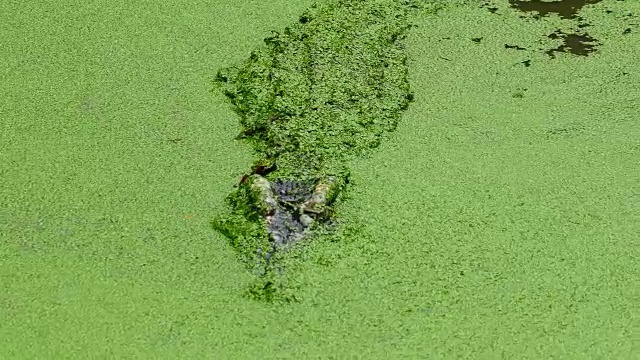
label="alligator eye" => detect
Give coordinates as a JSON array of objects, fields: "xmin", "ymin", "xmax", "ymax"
[{"xmin": 240, "ymin": 174, "xmax": 249, "ymax": 184}]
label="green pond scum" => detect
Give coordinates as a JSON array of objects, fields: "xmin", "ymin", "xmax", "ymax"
[{"xmin": 212, "ymin": 0, "xmax": 438, "ymax": 301}]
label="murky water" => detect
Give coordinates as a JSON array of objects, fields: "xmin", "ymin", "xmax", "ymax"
[
  {"xmin": 480, "ymin": 0, "xmax": 636, "ymax": 59},
  {"xmin": 508, "ymin": 0, "xmax": 603, "ymax": 20}
]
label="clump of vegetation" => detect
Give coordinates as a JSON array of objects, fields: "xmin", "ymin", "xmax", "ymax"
[
  {"xmin": 212, "ymin": 0, "xmax": 420, "ymax": 301},
  {"xmin": 215, "ymin": 0, "xmax": 417, "ymax": 179}
]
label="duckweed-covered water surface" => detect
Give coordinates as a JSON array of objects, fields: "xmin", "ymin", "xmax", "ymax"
[
  {"xmin": 3, "ymin": 0, "xmax": 638, "ymax": 355},
  {"xmin": 212, "ymin": 0, "xmax": 428, "ymax": 300}
]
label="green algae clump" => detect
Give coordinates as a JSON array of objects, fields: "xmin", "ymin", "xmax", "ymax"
[{"xmin": 215, "ymin": 0, "xmax": 417, "ymax": 180}]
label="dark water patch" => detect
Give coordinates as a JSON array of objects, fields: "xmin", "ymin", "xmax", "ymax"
[
  {"xmin": 546, "ymin": 30, "xmax": 600, "ymax": 58},
  {"xmin": 508, "ymin": 0, "xmax": 602, "ymax": 58},
  {"xmin": 505, "ymin": 44, "xmax": 527, "ymax": 51},
  {"xmin": 478, "ymin": 0, "xmax": 637, "ymax": 61},
  {"xmin": 507, "ymin": 0, "xmax": 603, "ymax": 20},
  {"xmin": 518, "ymin": 59, "xmax": 532, "ymax": 67},
  {"xmin": 486, "ymin": 5, "xmax": 499, "ymax": 13}
]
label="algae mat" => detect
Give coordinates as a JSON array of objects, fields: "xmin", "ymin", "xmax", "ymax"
[{"xmin": 1, "ymin": 0, "xmax": 639, "ymax": 358}]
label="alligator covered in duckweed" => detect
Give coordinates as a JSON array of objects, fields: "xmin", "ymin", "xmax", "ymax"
[
  {"xmin": 245, "ymin": 173, "xmax": 346, "ymax": 254},
  {"xmin": 211, "ymin": 0, "xmax": 440, "ymax": 301}
]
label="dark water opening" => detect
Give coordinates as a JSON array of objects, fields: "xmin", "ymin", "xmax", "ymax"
[
  {"xmin": 508, "ymin": 0, "xmax": 603, "ymax": 20},
  {"xmin": 508, "ymin": 0, "xmax": 603, "ymax": 58},
  {"xmin": 546, "ymin": 30, "xmax": 600, "ymax": 58},
  {"xmin": 478, "ymin": 0, "xmax": 630, "ymax": 60}
]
